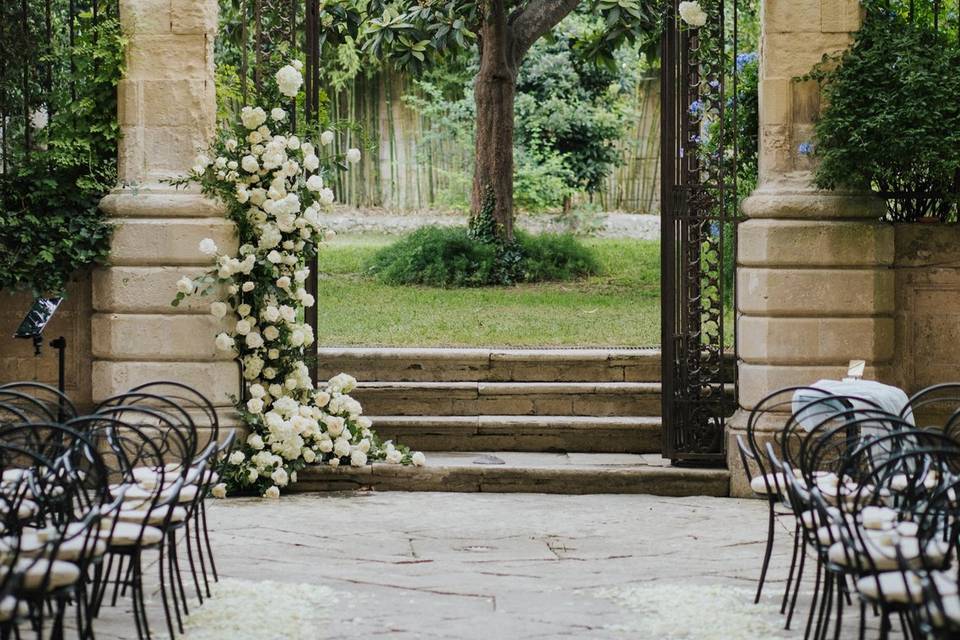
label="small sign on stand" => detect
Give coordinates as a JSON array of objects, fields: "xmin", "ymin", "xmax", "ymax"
[{"xmin": 13, "ymin": 297, "xmax": 67, "ymax": 398}]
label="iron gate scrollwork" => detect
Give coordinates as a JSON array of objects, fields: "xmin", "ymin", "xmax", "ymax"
[{"xmin": 660, "ymin": 0, "xmax": 742, "ymax": 465}]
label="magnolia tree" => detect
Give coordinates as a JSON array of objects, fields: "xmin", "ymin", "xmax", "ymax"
[{"xmin": 173, "ymin": 61, "xmax": 424, "ymax": 498}]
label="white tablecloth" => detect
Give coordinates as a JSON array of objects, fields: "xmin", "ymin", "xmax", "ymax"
[{"xmin": 791, "ymin": 379, "xmax": 915, "ymax": 433}]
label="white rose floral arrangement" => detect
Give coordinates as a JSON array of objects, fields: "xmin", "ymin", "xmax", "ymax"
[{"xmin": 171, "ymin": 60, "xmax": 425, "ymax": 498}]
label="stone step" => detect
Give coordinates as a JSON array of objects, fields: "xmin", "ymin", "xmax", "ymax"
[
  {"xmin": 369, "ymin": 415, "xmax": 662, "ymax": 453},
  {"xmin": 316, "ymin": 347, "xmax": 661, "ymax": 383},
  {"xmin": 292, "ymin": 451, "xmax": 730, "ymax": 496},
  {"xmin": 351, "ymin": 381, "xmax": 662, "ymax": 417}
]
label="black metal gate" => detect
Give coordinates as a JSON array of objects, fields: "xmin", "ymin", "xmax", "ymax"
[{"xmin": 660, "ymin": 0, "xmax": 743, "ymax": 465}]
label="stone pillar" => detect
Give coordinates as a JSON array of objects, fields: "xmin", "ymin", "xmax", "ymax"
[
  {"xmin": 727, "ymin": 0, "xmax": 895, "ymax": 496},
  {"xmin": 92, "ymin": 0, "xmax": 239, "ymax": 414}
]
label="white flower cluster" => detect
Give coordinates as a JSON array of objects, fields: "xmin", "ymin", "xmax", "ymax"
[
  {"xmin": 174, "ymin": 61, "xmax": 421, "ymax": 498},
  {"xmin": 678, "ymin": 1, "xmax": 708, "ymax": 27}
]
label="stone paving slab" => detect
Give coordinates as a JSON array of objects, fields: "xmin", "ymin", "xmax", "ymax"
[{"xmin": 78, "ymin": 492, "xmax": 890, "ymax": 639}]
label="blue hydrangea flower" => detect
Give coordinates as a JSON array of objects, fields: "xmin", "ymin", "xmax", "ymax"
[
  {"xmin": 736, "ymin": 52, "xmax": 758, "ymax": 71},
  {"xmin": 689, "ymin": 100, "xmax": 703, "ymax": 115},
  {"xmin": 798, "ymin": 142, "xmax": 815, "ymax": 156}
]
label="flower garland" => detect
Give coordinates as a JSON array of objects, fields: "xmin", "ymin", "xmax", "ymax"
[{"xmin": 172, "ymin": 61, "xmax": 424, "ymax": 497}]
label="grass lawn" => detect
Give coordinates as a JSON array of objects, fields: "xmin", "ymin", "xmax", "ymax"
[{"xmin": 315, "ymin": 234, "xmax": 663, "ymax": 347}]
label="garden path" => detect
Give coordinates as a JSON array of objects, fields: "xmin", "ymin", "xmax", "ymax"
[{"xmin": 85, "ymin": 492, "xmax": 882, "ymax": 639}]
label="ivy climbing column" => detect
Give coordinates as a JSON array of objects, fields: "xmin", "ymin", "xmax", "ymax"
[
  {"xmin": 92, "ymin": 0, "xmax": 240, "ymax": 421},
  {"xmin": 727, "ymin": 0, "xmax": 896, "ymax": 496}
]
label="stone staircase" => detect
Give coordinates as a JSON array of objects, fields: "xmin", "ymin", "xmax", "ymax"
[{"xmin": 295, "ymin": 347, "xmax": 729, "ymax": 496}]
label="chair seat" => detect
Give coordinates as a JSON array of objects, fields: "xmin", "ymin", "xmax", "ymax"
[
  {"xmin": 0, "ymin": 595, "xmax": 27, "ymax": 622},
  {"xmin": 856, "ymin": 572, "xmax": 924, "ymax": 604},
  {"xmin": 103, "ymin": 522, "xmax": 163, "ymax": 547},
  {"xmin": 828, "ymin": 535, "xmax": 947, "ymax": 571},
  {"xmin": 750, "ymin": 473, "xmax": 784, "ymax": 495},
  {"xmin": 4, "ymin": 558, "xmax": 80, "ymax": 591},
  {"xmin": 117, "ymin": 505, "xmax": 187, "ymax": 526},
  {"xmin": 113, "ymin": 482, "xmax": 198, "ymax": 505},
  {"xmin": 1, "ymin": 533, "xmax": 105, "ymax": 562}
]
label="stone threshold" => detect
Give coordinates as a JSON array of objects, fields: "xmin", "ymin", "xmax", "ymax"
[
  {"xmin": 292, "ymin": 452, "xmax": 730, "ymax": 496},
  {"xmin": 317, "ymin": 346, "xmax": 661, "ymax": 362}
]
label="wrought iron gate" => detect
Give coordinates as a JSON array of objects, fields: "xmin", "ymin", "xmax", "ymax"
[{"xmin": 660, "ymin": 0, "xmax": 743, "ymax": 465}]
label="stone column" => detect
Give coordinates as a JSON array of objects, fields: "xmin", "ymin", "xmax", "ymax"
[
  {"xmin": 92, "ymin": 0, "xmax": 239, "ymax": 414},
  {"xmin": 727, "ymin": 0, "xmax": 895, "ymax": 496}
]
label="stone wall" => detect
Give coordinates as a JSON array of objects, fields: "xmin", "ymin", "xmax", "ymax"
[
  {"xmin": 892, "ymin": 225, "xmax": 960, "ymax": 399},
  {"xmin": 0, "ymin": 278, "xmax": 94, "ymax": 410}
]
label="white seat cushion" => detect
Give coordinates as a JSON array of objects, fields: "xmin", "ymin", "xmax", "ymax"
[
  {"xmin": 103, "ymin": 522, "xmax": 163, "ymax": 547},
  {"xmin": 117, "ymin": 505, "xmax": 187, "ymax": 526},
  {"xmin": 750, "ymin": 473, "xmax": 784, "ymax": 495},
  {"xmin": 0, "ymin": 595, "xmax": 27, "ymax": 622},
  {"xmin": 7, "ymin": 558, "xmax": 80, "ymax": 591},
  {"xmin": 856, "ymin": 572, "xmax": 924, "ymax": 604},
  {"xmin": 114, "ymin": 482, "xmax": 198, "ymax": 505}
]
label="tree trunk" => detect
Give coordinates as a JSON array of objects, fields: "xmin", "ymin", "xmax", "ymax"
[{"xmin": 471, "ymin": 0, "xmax": 517, "ymax": 242}]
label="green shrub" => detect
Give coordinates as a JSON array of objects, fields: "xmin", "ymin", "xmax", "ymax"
[
  {"xmin": 805, "ymin": 3, "xmax": 960, "ymax": 221},
  {"xmin": 367, "ymin": 226, "xmax": 601, "ymax": 287}
]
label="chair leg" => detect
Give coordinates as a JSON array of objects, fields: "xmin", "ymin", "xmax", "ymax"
[
  {"xmin": 804, "ymin": 556, "xmax": 823, "ymax": 640},
  {"xmin": 755, "ymin": 497, "xmax": 777, "ymax": 604},
  {"xmin": 183, "ymin": 521, "xmax": 205, "ymax": 605},
  {"xmin": 158, "ymin": 536, "xmax": 177, "ymax": 640},
  {"xmin": 857, "ymin": 600, "xmax": 866, "ymax": 640},
  {"xmin": 170, "ymin": 536, "xmax": 191, "ymax": 621},
  {"xmin": 815, "ymin": 572, "xmax": 833, "ymax": 640},
  {"xmin": 167, "ymin": 537, "xmax": 185, "ymax": 634},
  {"xmin": 132, "ymin": 555, "xmax": 151, "ymax": 640},
  {"xmin": 786, "ymin": 538, "xmax": 808, "ymax": 630},
  {"xmin": 782, "ymin": 521, "xmax": 801, "ymax": 614},
  {"xmin": 832, "ymin": 573, "xmax": 845, "ymax": 640},
  {"xmin": 200, "ymin": 500, "xmax": 218, "ymax": 583}
]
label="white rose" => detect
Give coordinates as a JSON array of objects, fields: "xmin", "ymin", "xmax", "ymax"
[
  {"xmin": 411, "ymin": 451, "xmax": 426, "ymax": 467},
  {"xmin": 271, "ymin": 468, "xmax": 289, "ymax": 487},
  {"xmin": 289, "ymin": 329, "xmax": 305, "ymax": 347},
  {"xmin": 228, "ymin": 451, "xmax": 246, "ymax": 465},
  {"xmin": 279, "ymin": 306, "xmax": 297, "ymax": 323},
  {"xmin": 276, "ymin": 276, "xmax": 291, "ymax": 290},
  {"xmin": 236, "ymin": 186, "xmax": 250, "ymax": 204},
  {"xmin": 286, "ymin": 136, "xmax": 300, "ymax": 150},
  {"xmin": 350, "ymin": 450, "xmax": 367, "ymax": 467},
  {"xmin": 237, "ymin": 304, "xmax": 252, "ymax": 317},
  {"xmin": 304, "ymin": 154, "xmax": 320, "ymax": 172},
  {"xmin": 333, "ymin": 438, "xmax": 351, "ymax": 458},
  {"xmin": 211, "ymin": 483, "xmax": 227, "ymax": 499},
  {"xmin": 386, "ymin": 449, "xmax": 403, "ymax": 464},
  {"xmin": 319, "ymin": 188, "xmax": 335, "ymax": 206},
  {"xmin": 176, "ymin": 276, "xmax": 194, "ymax": 295},
  {"xmin": 678, "ymin": 1, "xmax": 707, "ymax": 27},
  {"xmin": 320, "ymin": 130, "xmax": 335, "ymax": 145},
  {"xmin": 271, "ymin": 107, "xmax": 287, "ymax": 122},
  {"xmin": 324, "ymin": 415, "xmax": 345, "ymax": 437},
  {"xmin": 275, "ymin": 65, "xmax": 304, "ymax": 97},
  {"xmin": 264, "ymin": 486, "xmax": 280, "ymax": 499},
  {"xmin": 306, "ymin": 174, "xmax": 324, "ymax": 192},
  {"xmin": 268, "ymin": 348, "xmax": 280, "ymax": 360},
  {"xmin": 245, "ymin": 468, "xmax": 258, "ymax": 483},
  {"xmin": 345, "ymin": 148, "xmax": 361, "ymax": 164},
  {"xmin": 267, "ymin": 250, "xmax": 283, "ymax": 264},
  {"xmin": 241, "ymin": 155, "xmax": 260, "ymax": 173},
  {"xmin": 240, "ymin": 106, "xmax": 267, "ymax": 130},
  {"xmin": 235, "ymin": 319, "xmax": 252, "ymax": 336},
  {"xmin": 246, "ymin": 397, "xmax": 264, "ymax": 414},
  {"xmin": 314, "ymin": 391, "xmax": 330, "ymax": 407},
  {"xmin": 264, "ymin": 306, "xmax": 281, "ymax": 323},
  {"xmin": 210, "ymin": 301, "xmax": 228, "ymax": 319},
  {"xmin": 268, "ymin": 384, "xmax": 284, "ymax": 398},
  {"xmin": 242, "ymin": 281, "xmax": 255, "ymax": 292},
  {"xmin": 214, "ymin": 333, "xmax": 235, "ymax": 352},
  {"xmin": 247, "ymin": 433, "xmax": 265, "ymax": 450},
  {"xmin": 262, "ymin": 367, "xmax": 277, "ymax": 380},
  {"xmin": 246, "ymin": 332, "xmax": 265, "ymax": 349},
  {"xmin": 302, "ymin": 449, "xmax": 316, "ymax": 463},
  {"xmin": 264, "ymin": 326, "xmax": 280, "ymax": 341},
  {"xmin": 198, "ymin": 238, "xmax": 219, "ymax": 256},
  {"xmin": 329, "ymin": 458, "xmax": 340, "ymax": 468},
  {"xmin": 249, "ymin": 384, "xmax": 266, "ymax": 399}
]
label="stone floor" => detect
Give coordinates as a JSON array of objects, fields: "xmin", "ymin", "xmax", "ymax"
[{"xmin": 82, "ymin": 492, "xmax": 893, "ymax": 639}]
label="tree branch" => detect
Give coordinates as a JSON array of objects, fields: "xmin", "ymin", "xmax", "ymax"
[{"xmin": 511, "ymin": 0, "xmax": 581, "ymax": 61}]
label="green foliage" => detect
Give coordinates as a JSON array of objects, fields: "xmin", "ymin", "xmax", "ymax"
[
  {"xmin": 515, "ymin": 23, "xmax": 629, "ymax": 196},
  {"xmin": 805, "ymin": 2, "xmax": 960, "ymax": 221},
  {"xmin": 367, "ymin": 226, "xmax": 601, "ymax": 288},
  {"xmin": 0, "ymin": 9, "xmax": 121, "ymax": 295}
]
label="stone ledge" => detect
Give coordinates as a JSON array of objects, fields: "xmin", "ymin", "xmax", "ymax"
[
  {"xmin": 742, "ymin": 180, "xmax": 884, "ymax": 220},
  {"xmin": 292, "ymin": 452, "xmax": 729, "ymax": 496},
  {"xmin": 100, "ymin": 189, "xmax": 224, "ymax": 219}
]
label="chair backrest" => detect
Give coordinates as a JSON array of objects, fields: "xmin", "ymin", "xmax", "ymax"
[
  {"xmin": 902, "ymin": 383, "xmax": 960, "ymax": 427},
  {"xmin": 0, "ymin": 382, "xmax": 76, "ymax": 422}
]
